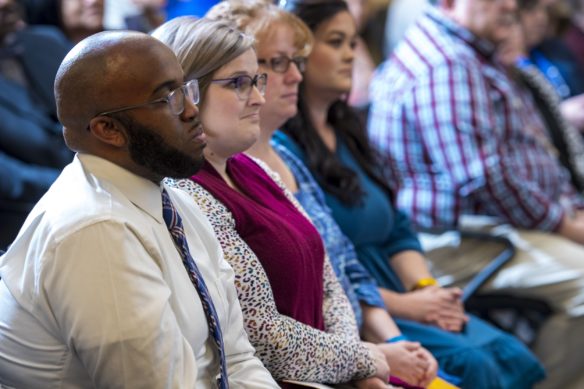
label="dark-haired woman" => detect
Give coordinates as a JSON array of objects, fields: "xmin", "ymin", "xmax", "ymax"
[{"xmin": 276, "ymin": 0, "xmax": 546, "ymax": 388}]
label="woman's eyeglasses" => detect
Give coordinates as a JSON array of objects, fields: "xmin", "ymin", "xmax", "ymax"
[
  {"xmin": 258, "ymin": 56, "xmax": 307, "ymax": 73},
  {"xmin": 210, "ymin": 73, "xmax": 268, "ymax": 101}
]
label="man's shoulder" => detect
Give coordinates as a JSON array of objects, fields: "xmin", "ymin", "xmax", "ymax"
[
  {"xmin": 0, "ymin": 161, "xmax": 148, "ymax": 281},
  {"xmin": 372, "ymin": 25, "xmax": 483, "ymax": 105},
  {"xmin": 21, "ymin": 161, "xmax": 147, "ymax": 244},
  {"xmin": 383, "ymin": 13, "xmax": 479, "ymax": 80}
]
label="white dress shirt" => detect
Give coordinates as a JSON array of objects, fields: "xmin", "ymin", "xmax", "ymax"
[{"xmin": 0, "ymin": 154, "xmax": 279, "ymax": 389}]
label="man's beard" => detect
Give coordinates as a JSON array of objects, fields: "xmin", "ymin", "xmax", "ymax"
[{"xmin": 118, "ymin": 114, "xmax": 204, "ymax": 179}]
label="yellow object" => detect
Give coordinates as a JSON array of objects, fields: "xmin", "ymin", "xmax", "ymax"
[
  {"xmin": 427, "ymin": 377, "xmax": 460, "ymax": 389},
  {"xmin": 411, "ymin": 277, "xmax": 439, "ymax": 291}
]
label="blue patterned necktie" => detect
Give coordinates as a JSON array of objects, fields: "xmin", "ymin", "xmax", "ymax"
[{"xmin": 161, "ymin": 189, "xmax": 229, "ymax": 389}]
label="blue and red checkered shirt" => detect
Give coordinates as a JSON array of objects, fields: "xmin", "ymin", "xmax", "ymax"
[{"xmin": 368, "ymin": 7, "xmax": 584, "ymax": 231}]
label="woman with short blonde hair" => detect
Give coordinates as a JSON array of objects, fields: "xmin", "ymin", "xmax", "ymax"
[{"xmin": 153, "ymin": 15, "xmax": 390, "ymax": 388}]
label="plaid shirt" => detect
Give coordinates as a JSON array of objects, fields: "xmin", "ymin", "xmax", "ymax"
[{"xmin": 368, "ymin": 7, "xmax": 584, "ymax": 231}]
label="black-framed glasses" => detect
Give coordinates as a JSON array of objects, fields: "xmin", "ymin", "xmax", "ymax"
[
  {"xmin": 258, "ymin": 56, "xmax": 307, "ymax": 73},
  {"xmin": 210, "ymin": 73, "xmax": 268, "ymax": 101},
  {"xmin": 94, "ymin": 79, "xmax": 200, "ymax": 118}
]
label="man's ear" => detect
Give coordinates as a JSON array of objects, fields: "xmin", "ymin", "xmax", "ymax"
[{"xmin": 88, "ymin": 115, "xmax": 129, "ymax": 148}]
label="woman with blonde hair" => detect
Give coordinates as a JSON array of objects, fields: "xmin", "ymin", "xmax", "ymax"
[{"xmin": 152, "ymin": 15, "xmax": 391, "ymax": 388}]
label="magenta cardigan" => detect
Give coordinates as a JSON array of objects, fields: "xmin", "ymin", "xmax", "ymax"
[{"xmin": 192, "ymin": 153, "xmax": 325, "ymax": 331}]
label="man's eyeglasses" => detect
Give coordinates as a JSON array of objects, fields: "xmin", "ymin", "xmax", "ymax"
[
  {"xmin": 210, "ymin": 73, "xmax": 268, "ymax": 101},
  {"xmin": 258, "ymin": 56, "xmax": 307, "ymax": 73},
  {"xmin": 94, "ymin": 79, "xmax": 200, "ymax": 118}
]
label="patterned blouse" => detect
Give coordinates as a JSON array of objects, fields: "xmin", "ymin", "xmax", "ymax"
[{"xmin": 165, "ymin": 155, "xmax": 375, "ymax": 384}]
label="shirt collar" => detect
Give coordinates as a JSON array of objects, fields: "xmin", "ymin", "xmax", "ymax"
[
  {"xmin": 426, "ymin": 6, "xmax": 496, "ymax": 60},
  {"xmin": 77, "ymin": 153, "xmax": 165, "ymax": 224}
]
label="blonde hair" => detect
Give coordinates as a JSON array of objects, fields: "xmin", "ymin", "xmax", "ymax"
[
  {"xmin": 151, "ymin": 17, "xmax": 255, "ymax": 102},
  {"xmin": 206, "ymin": 0, "xmax": 313, "ymax": 57}
]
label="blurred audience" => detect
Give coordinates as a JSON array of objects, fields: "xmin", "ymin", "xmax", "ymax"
[
  {"xmin": 499, "ymin": 14, "xmax": 584, "ymax": 201},
  {"xmin": 370, "ymin": 0, "xmax": 584, "ymax": 245},
  {"xmin": 564, "ymin": 0, "xmax": 584, "ymax": 70},
  {"xmin": 22, "ymin": 0, "xmax": 104, "ymax": 43},
  {"xmin": 104, "ymin": 0, "xmax": 164, "ymax": 32},
  {"xmin": 0, "ymin": 0, "xmax": 72, "ymax": 248},
  {"xmin": 278, "ymin": 1, "xmax": 545, "ymax": 388},
  {"xmin": 517, "ymin": 0, "xmax": 584, "ymax": 99},
  {"xmin": 493, "ymin": 0, "xmax": 584, "ymax": 142},
  {"xmin": 368, "ymin": 0, "xmax": 584, "ymax": 385}
]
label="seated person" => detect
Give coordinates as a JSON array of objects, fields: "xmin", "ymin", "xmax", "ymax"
[
  {"xmin": 22, "ymin": 0, "xmax": 104, "ymax": 43},
  {"xmin": 153, "ymin": 16, "xmax": 391, "ymax": 388},
  {"xmin": 518, "ymin": 0, "xmax": 584, "ymax": 99},
  {"xmin": 0, "ymin": 0, "xmax": 72, "ymax": 248},
  {"xmin": 207, "ymin": 0, "xmax": 437, "ymax": 387},
  {"xmin": 0, "ymin": 30, "xmax": 278, "ymax": 389},
  {"xmin": 277, "ymin": 0, "xmax": 546, "ymax": 388},
  {"xmin": 563, "ymin": 0, "xmax": 584, "ymax": 70},
  {"xmin": 368, "ymin": 0, "xmax": 584, "ymax": 385},
  {"xmin": 517, "ymin": 0, "xmax": 584, "ymax": 131},
  {"xmin": 497, "ymin": 14, "xmax": 584, "ymax": 195}
]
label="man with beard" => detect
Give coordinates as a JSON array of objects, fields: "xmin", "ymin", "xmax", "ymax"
[{"xmin": 0, "ymin": 31, "xmax": 278, "ymax": 389}]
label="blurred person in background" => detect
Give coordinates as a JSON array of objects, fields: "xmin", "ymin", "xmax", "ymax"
[
  {"xmin": 498, "ymin": 13, "xmax": 584, "ymax": 206},
  {"xmin": 517, "ymin": 0, "xmax": 584, "ymax": 99},
  {"xmin": 369, "ymin": 0, "xmax": 584, "ymax": 385},
  {"xmin": 22, "ymin": 0, "xmax": 104, "ymax": 43},
  {"xmin": 104, "ymin": 0, "xmax": 164, "ymax": 32},
  {"xmin": 517, "ymin": 0, "xmax": 584, "ymax": 132},
  {"xmin": 0, "ymin": 0, "xmax": 72, "ymax": 249},
  {"xmin": 564, "ymin": 0, "xmax": 584, "ymax": 70}
]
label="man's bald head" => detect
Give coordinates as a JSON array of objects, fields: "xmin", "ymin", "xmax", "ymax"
[{"xmin": 55, "ymin": 30, "xmax": 179, "ymax": 151}]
